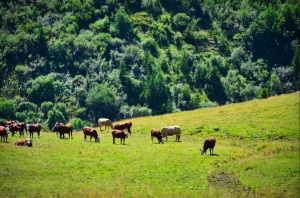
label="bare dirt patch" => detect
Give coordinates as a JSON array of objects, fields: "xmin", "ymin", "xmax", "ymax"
[{"xmin": 208, "ymin": 172, "xmax": 252, "ymax": 195}]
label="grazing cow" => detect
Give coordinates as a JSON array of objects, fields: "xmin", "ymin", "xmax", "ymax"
[
  {"xmin": 161, "ymin": 125, "xmax": 181, "ymax": 142},
  {"xmin": 83, "ymin": 126, "xmax": 100, "ymax": 142},
  {"xmin": 98, "ymin": 118, "xmax": 113, "ymax": 130},
  {"xmin": 113, "ymin": 122, "xmax": 132, "ymax": 135},
  {"xmin": 112, "ymin": 129, "xmax": 128, "ymax": 145},
  {"xmin": 52, "ymin": 123, "xmax": 72, "ymax": 139},
  {"xmin": 0, "ymin": 126, "xmax": 8, "ymax": 142},
  {"xmin": 27, "ymin": 124, "xmax": 42, "ymax": 138},
  {"xmin": 15, "ymin": 138, "xmax": 33, "ymax": 147},
  {"xmin": 150, "ymin": 129, "xmax": 164, "ymax": 144},
  {"xmin": 200, "ymin": 137, "xmax": 216, "ymax": 155}
]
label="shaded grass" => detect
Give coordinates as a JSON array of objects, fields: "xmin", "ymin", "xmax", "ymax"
[{"xmin": 0, "ymin": 92, "xmax": 299, "ymax": 197}]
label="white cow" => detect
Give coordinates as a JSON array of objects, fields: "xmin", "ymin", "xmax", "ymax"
[
  {"xmin": 160, "ymin": 125, "xmax": 181, "ymax": 142},
  {"xmin": 98, "ymin": 118, "xmax": 112, "ymax": 130}
]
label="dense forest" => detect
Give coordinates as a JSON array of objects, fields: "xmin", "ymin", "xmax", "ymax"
[{"xmin": 0, "ymin": 0, "xmax": 299, "ymax": 129}]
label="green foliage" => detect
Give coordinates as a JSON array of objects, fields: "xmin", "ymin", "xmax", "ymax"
[
  {"xmin": 47, "ymin": 109, "xmax": 65, "ymax": 130},
  {"xmin": 86, "ymin": 83, "xmax": 120, "ymax": 121},
  {"xmin": 69, "ymin": 118, "xmax": 85, "ymax": 130},
  {"xmin": 0, "ymin": 97, "xmax": 16, "ymax": 120},
  {"xmin": 258, "ymin": 88, "xmax": 268, "ymax": 99},
  {"xmin": 0, "ymin": 0, "xmax": 299, "ymax": 125}
]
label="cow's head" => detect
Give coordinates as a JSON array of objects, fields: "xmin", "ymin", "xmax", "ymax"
[
  {"xmin": 26, "ymin": 138, "xmax": 33, "ymax": 147},
  {"xmin": 125, "ymin": 132, "xmax": 129, "ymax": 138},
  {"xmin": 96, "ymin": 136, "xmax": 100, "ymax": 142},
  {"xmin": 52, "ymin": 125, "xmax": 58, "ymax": 132},
  {"xmin": 160, "ymin": 138, "xmax": 165, "ymax": 144},
  {"xmin": 200, "ymin": 148, "xmax": 205, "ymax": 155}
]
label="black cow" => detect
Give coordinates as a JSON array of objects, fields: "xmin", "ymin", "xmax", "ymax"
[{"xmin": 200, "ymin": 137, "xmax": 216, "ymax": 155}]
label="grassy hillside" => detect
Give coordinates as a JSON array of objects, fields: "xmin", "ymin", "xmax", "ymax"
[{"xmin": 0, "ymin": 92, "xmax": 299, "ymax": 197}]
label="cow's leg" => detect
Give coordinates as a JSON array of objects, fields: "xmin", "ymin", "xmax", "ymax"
[{"xmin": 113, "ymin": 137, "xmax": 115, "ymax": 144}]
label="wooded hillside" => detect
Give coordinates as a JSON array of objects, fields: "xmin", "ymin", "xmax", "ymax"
[{"xmin": 0, "ymin": 0, "xmax": 299, "ymax": 129}]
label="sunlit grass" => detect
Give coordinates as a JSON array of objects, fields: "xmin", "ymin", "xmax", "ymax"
[{"xmin": 0, "ymin": 92, "xmax": 299, "ymax": 197}]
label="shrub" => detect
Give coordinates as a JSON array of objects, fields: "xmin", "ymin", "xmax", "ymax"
[{"xmin": 258, "ymin": 88, "xmax": 268, "ymax": 99}]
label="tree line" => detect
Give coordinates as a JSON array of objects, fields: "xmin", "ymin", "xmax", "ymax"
[{"xmin": 0, "ymin": 0, "xmax": 299, "ymax": 130}]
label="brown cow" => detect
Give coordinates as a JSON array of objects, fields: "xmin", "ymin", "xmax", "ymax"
[
  {"xmin": 83, "ymin": 126, "xmax": 100, "ymax": 142},
  {"xmin": 27, "ymin": 124, "xmax": 42, "ymax": 138},
  {"xmin": 52, "ymin": 123, "xmax": 72, "ymax": 139},
  {"xmin": 0, "ymin": 126, "xmax": 8, "ymax": 142},
  {"xmin": 112, "ymin": 129, "xmax": 128, "ymax": 145},
  {"xmin": 113, "ymin": 122, "xmax": 132, "ymax": 135},
  {"xmin": 200, "ymin": 137, "xmax": 216, "ymax": 155},
  {"xmin": 17, "ymin": 122, "xmax": 27, "ymax": 136},
  {"xmin": 150, "ymin": 129, "xmax": 164, "ymax": 144},
  {"xmin": 161, "ymin": 125, "xmax": 181, "ymax": 142},
  {"xmin": 15, "ymin": 138, "xmax": 33, "ymax": 147},
  {"xmin": 98, "ymin": 118, "xmax": 113, "ymax": 130}
]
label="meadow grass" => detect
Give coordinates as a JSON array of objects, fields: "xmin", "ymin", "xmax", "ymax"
[{"xmin": 0, "ymin": 92, "xmax": 299, "ymax": 197}]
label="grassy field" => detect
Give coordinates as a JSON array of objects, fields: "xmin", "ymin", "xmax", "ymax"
[{"xmin": 0, "ymin": 92, "xmax": 299, "ymax": 197}]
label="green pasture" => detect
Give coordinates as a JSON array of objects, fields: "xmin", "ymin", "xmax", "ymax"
[{"xmin": 0, "ymin": 92, "xmax": 299, "ymax": 197}]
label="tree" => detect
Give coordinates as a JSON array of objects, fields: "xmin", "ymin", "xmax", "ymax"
[
  {"xmin": 0, "ymin": 97, "xmax": 16, "ymax": 120},
  {"xmin": 26, "ymin": 75, "xmax": 55, "ymax": 105},
  {"xmin": 86, "ymin": 83, "xmax": 120, "ymax": 122},
  {"xmin": 110, "ymin": 6, "xmax": 135, "ymax": 40},
  {"xmin": 47, "ymin": 109, "xmax": 65, "ymax": 130},
  {"xmin": 269, "ymin": 72, "xmax": 283, "ymax": 96}
]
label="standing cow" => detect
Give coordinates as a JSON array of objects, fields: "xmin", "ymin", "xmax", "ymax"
[
  {"xmin": 98, "ymin": 118, "xmax": 113, "ymax": 130},
  {"xmin": 113, "ymin": 122, "xmax": 132, "ymax": 135},
  {"xmin": 161, "ymin": 125, "xmax": 181, "ymax": 142},
  {"xmin": 83, "ymin": 126, "xmax": 100, "ymax": 142},
  {"xmin": 112, "ymin": 129, "xmax": 128, "ymax": 145},
  {"xmin": 200, "ymin": 137, "xmax": 216, "ymax": 155},
  {"xmin": 0, "ymin": 126, "xmax": 8, "ymax": 142},
  {"xmin": 150, "ymin": 129, "xmax": 164, "ymax": 144},
  {"xmin": 27, "ymin": 124, "xmax": 42, "ymax": 138},
  {"xmin": 52, "ymin": 123, "xmax": 72, "ymax": 139}
]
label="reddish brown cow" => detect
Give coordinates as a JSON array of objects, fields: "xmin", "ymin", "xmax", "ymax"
[
  {"xmin": 200, "ymin": 137, "xmax": 216, "ymax": 155},
  {"xmin": 15, "ymin": 138, "xmax": 33, "ymax": 147},
  {"xmin": 28, "ymin": 124, "xmax": 42, "ymax": 138},
  {"xmin": 112, "ymin": 129, "xmax": 129, "ymax": 145},
  {"xmin": 52, "ymin": 123, "xmax": 72, "ymax": 139},
  {"xmin": 113, "ymin": 122, "xmax": 132, "ymax": 135},
  {"xmin": 150, "ymin": 129, "xmax": 164, "ymax": 144},
  {"xmin": 83, "ymin": 126, "xmax": 100, "ymax": 142},
  {"xmin": 0, "ymin": 126, "xmax": 8, "ymax": 142}
]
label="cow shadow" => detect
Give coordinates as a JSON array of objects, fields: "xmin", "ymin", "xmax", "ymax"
[{"xmin": 210, "ymin": 153, "xmax": 219, "ymax": 156}]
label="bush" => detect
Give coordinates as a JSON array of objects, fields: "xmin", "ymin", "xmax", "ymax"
[
  {"xmin": 258, "ymin": 88, "xmax": 268, "ymax": 99},
  {"xmin": 70, "ymin": 118, "xmax": 85, "ymax": 130}
]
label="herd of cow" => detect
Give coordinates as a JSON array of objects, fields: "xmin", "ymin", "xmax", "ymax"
[{"xmin": 0, "ymin": 118, "xmax": 216, "ymax": 155}]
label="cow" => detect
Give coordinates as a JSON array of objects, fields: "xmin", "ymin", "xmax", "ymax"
[
  {"xmin": 98, "ymin": 118, "xmax": 113, "ymax": 130},
  {"xmin": 7, "ymin": 123, "xmax": 20, "ymax": 137},
  {"xmin": 15, "ymin": 138, "xmax": 33, "ymax": 147},
  {"xmin": 200, "ymin": 137, "xmax": 216, "ymax": 155},
  {"xmin": 113, "ymin": 122, "xmax": 132, "ymax": 135},
  {"xmin": 112, "ymin": 129, "xmax": 128, "ymax": 145},
  {"xmin": 161, "ymin": 125, "xmax": 181, "ymax": 142},
  {"xmin": 0, "ymin": 126, "xmax": 8, "ymax": 142},
  {"xmin": 52, "ymin": 123, "xmax": 72, "ymax": 139},
  {"xmin": 17, "ymin": 122, "xmax": 27, "ymax": 136},
  {"xmin": 150, "ymin": 128, "xmax": 164, "ymax": 144},
  {"xmin": 27, "ymin": 124, "xmax": 42, "ymax": 138},
  {"xmin": 83, "ymin": 126, "xmax": 100, "ymax": 142}
]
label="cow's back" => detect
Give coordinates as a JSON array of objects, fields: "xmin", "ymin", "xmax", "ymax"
[{"xmin": 161, "ymin": 125, "xmax": 180, "ymax": 136}]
